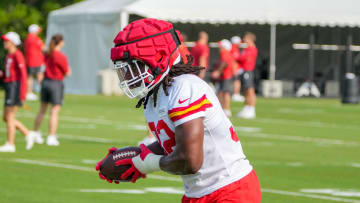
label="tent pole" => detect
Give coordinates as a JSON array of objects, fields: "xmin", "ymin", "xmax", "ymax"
[
  {"xmin": 309, "ymin": 32, "xmax": 315, "ymax": 81},
  {"xmin": 269, "ymin": 23, "xmax": 277, "ymax": 80},
  {"xmin": 120, "ymin": 11, "xmax": 129, "ymax": 30}
]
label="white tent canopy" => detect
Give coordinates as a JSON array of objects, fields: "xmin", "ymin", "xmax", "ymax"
[{"xmin": 47, "ymin": 0, "xmax": 360, "ymax": 94}]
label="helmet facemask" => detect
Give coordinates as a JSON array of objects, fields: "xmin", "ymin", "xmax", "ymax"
[{"xmin": 113, "ymin": 59, "xmax": 155, "ymax": 99}]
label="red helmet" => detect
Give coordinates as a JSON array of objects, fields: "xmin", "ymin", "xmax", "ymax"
[{"xmin": 111, "ymin": 18, "xmax": 182, "ymax": 99}]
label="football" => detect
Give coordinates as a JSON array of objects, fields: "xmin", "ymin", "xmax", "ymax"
[{"xmin": 100, "ymin": 146, "xmax": 141, "ymax": 181}]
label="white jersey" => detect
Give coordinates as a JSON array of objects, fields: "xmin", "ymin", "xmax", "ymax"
[{"xmin": 144, "ymin": 74, "xmax": 252, "ymax": 198}]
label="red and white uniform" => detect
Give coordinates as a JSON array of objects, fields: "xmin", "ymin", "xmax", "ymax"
[
  {"xmin": 44, "ymin": 50, "xmax": 69, "ymax": 81},
  {"xmin": 3, "ymin": 50, "xmax": 27, "ymax": 101},
  {"xmin": 145, "ymin": 74, "xmax": 253, "ymax": 198},
  {"xmin": 24, "ymin": 33, "xmax": 44, "ymax": 67},
  {"xmin": 191, "ymin": 43, "xmax": 209, "ymax": 69}
]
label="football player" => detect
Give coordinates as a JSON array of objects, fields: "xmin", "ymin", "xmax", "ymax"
[{"xmin": 97, "ymin": 18, "xmax": 261, "ymax": 202}]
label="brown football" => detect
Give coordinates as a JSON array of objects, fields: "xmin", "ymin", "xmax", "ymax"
[{"xmin": 100, "ymin": 146, "xmax": 141, "ymax": 182}]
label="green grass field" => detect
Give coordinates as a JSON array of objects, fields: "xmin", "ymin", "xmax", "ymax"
[{"xmin": 0, "ymin": 93, "xmax": 360, "ymax": 203}]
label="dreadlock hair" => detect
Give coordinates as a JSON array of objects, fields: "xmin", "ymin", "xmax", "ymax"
[{"xmin": 136, "ymin": 55, "xmax": 204, "ymax": 109}]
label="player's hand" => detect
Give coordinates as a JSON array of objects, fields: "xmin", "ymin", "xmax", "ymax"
[
  {"xmin": 95, "ymin": 147, "xmax": 119, "ymax": 184},
  {"xmin": 211, "ymin": 70, "xmax": 220, "ymax": 80},
  {"xmin": 115, "ymin": 144, "xmax": 162, "ymax": 183}
]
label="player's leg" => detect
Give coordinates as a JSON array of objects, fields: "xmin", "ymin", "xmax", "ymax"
[
  {"xmin": 26, "ymin": 68, "xmax": 38, "ymax": 101},
  {"xmin": 4, "ymin": 106, "xmax": 16, "ymax": 146},
  {"xmin": 47, "ymin": 104, "xmax": 61, "ymax": 146},
  {"xmin": 34, "ymin": 102, "xmax": 48, "ymax": 131},
  {"xmin": 214, "ymin": 170, "xmax": 261, "ymax": 203},
  {"xmin": 232, "ymin": 77, "xmax": 244, "ymax": 102},
  {"xmin": 223, "ymin": 79, "xmax": 233, "ymax": 117},
  {"xmin": 237, "ymin": 72, "xmax": 256, "ymax": 119},
  {"xmin": 36, "ymin": 71, "xmax": 44, "ymax": 84}
]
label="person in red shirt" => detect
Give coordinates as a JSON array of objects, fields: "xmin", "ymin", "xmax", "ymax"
[
  {"xmin": 25, "ymin": 24, "xmax": 45, "ymax": 101},
  {"xmin": 211, "ymin": 39, "xmax": 237, "ymax": 117},
  {"xmin": 0, "ymin": 32, "xmax": 38, "ymax": 152},
  {"xmin": 178, "ymin": 32, "xmax": 191, "ymax": 64},
  {"xmin": 33, "ymin": 34, "xmax": 71, "ymax": 146},
  {"xmin": 230, "ymin": 36, "xmax": 245, "ymax": 102},
  {"xmin": 191, "ymin": 31, "xmax": 209, "ymax": 79},
  {"xmin": 236, "ymin": 32, "xmax": 258, "ymax": 119}
]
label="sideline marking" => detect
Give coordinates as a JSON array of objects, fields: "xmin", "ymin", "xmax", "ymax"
[
  {"xmin": 300, "ymin": 189, "xmax": 360, "ymax": 198},
  {"xmin": 12, "ymin": 159, "xmax": 360, "ymax": 202},
  {"xmin": 262, "ymin": 189, "xmax": 360, "ymax": 203}
]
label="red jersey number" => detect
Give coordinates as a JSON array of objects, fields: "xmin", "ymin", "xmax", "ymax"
[{"xmin": 148, "ymin": 120, "xmax": 176, "ymax": 154}]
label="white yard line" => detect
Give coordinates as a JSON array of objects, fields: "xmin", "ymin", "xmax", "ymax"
[
  {"xmin": 262, "ymin": 189, "xmax": 360, "ymax": 203},
  {"xmin": 12, "ymin": 159, "xmax": 360, "ymax": 202}
]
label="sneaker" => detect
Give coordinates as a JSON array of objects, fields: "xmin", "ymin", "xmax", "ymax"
[
  {"xmin": 237, "ymin": 106, "xmax": 256, "ymax": 119},
  {"xmin": 26, "ymin": 93, "xmax": 38, "ymax": 101},
  {"xmin": 223, "ymin": 109, "xmax": 232, "ymax": 117},
  {"xmin": 137, "ymin": 136, "xmax": 157, "ymax": 146},
  {"xmin": 232, "ymin": 94, "xmax": 245, "ymax": 102},
  {"xmin": 34, "ymin": 131, "xmax": 44, "ymax": 144},
  {"xmin": 47, "ymin": 135, "xmax": 60, "ymax": 146},
  {"xmin": 0, "ymin": 142, "xmax": 15, "ymax": 152},
  {"xmin": 26, "ymin": 131, "xmax": 37, "ymax": 150}
]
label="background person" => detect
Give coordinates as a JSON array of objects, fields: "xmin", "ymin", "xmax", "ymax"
[
  {"xmin": 211, "ymin": 39, "xmax": 237, "ymax": 117},
  {"xmin": 0, "ymin": 32, "xmax": 37, "ymax": 152},
  {"xmin": 24, "ymin": 24, "xmax": 45, "ymax": 101},
  {"xmin": 230, "ymin": 36, "xmax": 245, "ymax": 102},
  {"xmin": 33, "ymin": 34, "xmax": 71, "ymax": 146},
  {"xmin": 191, "ymin": 31, "xmax": 209, "ymax": 79},
  {"xmin": 237, "ymin": 32, "xmax": 258, "ymax": 119}
]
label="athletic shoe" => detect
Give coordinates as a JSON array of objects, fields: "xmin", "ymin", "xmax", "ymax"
[
  {"xmin": 26, "ymin": 131, "xmax": 37, "ymax": 150},
  {"xmin": 223, "ymin": 109, "xmax": 232, "ymax": 117},
  {"xmin": 237, "ymin": 106, "xmax": 256, "ymax": 119},
  {"xmin": 26, "ymin": 93, "xmax": 38, "ymax": 101},
  {"xmin": 47, "ymin": 135, "xmax": 60, "ymax": 146},
  {"xmin": 137, "ymin": 136, "xmax": 157, "ymax": 146},
  {"xmin": 0, "ymin": 142, "xmax": 15, "ymax": 153},
  {"xmin": 34, "ymin": 131, "xmax": 44, "ymax": 144},
  {"xmin": 232, "ymin": 94, "xmax": 245, "ymax": 102}
]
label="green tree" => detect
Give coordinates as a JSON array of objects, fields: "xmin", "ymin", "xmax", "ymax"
[{"xmin": 0, "ymin": 0, "xmax": 83, "ymax": 67}]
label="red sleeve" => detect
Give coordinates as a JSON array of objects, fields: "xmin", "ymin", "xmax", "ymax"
[
  {"xmin": 15, "ymin": 52, "xmax": 28, "ymax": 102},
  {"xmin": 55, "ymin": 52, "xmax": 69, "ymax": 74},
  {"xmin": 202, "ymin": 45, "xmax": 209, "ymax": 58}
]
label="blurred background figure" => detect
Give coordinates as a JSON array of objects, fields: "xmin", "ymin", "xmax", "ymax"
[
  {"xmin": 237, "ymin": 32, "xmax": 258, "ymax": 119},
  {"xmin": 0, "ymin": 32, "xmax": 37, "ymax": 152},
  {"xmin": 191, "ymin": 31, "xmax": 209, "ymax": 79},
  {"xmin": 211, "ymin": 39, "xmax": 237, "ymax": 117},
  {"xmin": 33, "ymin": 34, "xmax": 71, "ymax": 146},
  {"xmin": 178, "ymin": 31, "xmax": 191, "ymax": 64},
  {"xmin": 230, "ymin": 36, "xmax": 245, "ymax": 102},
  {"xmin": 25, "ymin": 24, "xmax": 45, "ymax": 101}
]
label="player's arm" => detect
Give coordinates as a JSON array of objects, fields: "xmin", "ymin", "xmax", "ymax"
[
  {"xmin": 146, "ymin": 141, "xmax": 166, "ymax": 155},
  {"xmin": 159, "ymin": 118, "xmax": 204, "ymax": 175}
]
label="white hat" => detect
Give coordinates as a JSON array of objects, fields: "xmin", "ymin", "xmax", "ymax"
[
  {"xmin": 1, "ymin": 32, "xmax": 21, "ymax": 46},
  {"xmin": 231, "ymin": 36, "xmax": 241, "ymax": 44},
  {"xmin": 28, "ymin": 24, "xmax": 40, "ymax": 33},
  {"xmin": 220, "ymin": 39, "xmax": 232, "ymax": 51}
]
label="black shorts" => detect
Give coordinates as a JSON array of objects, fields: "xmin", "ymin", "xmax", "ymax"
[
  {"xmin": 240, "ymin": 71, "xmax": 255, "ymax": 90},
  {"xmin": 218, "ymin": 78, "xmax": 234, "ymax": 93},
  {"xmin": 41, "ymin": 78, "xmax": 64, "ymax": 105},
  {"xmin": 27, "ymin": 66, "xmax": 44, "ymax": 77},
  {"xmin": 4, "ymin": 81, "xmax": 22, "ymax": 107}
]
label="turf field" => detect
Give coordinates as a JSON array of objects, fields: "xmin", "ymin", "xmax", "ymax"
[{"xmin": 0, "ymin": 93, "xmax": 359, "ymax": 203}]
